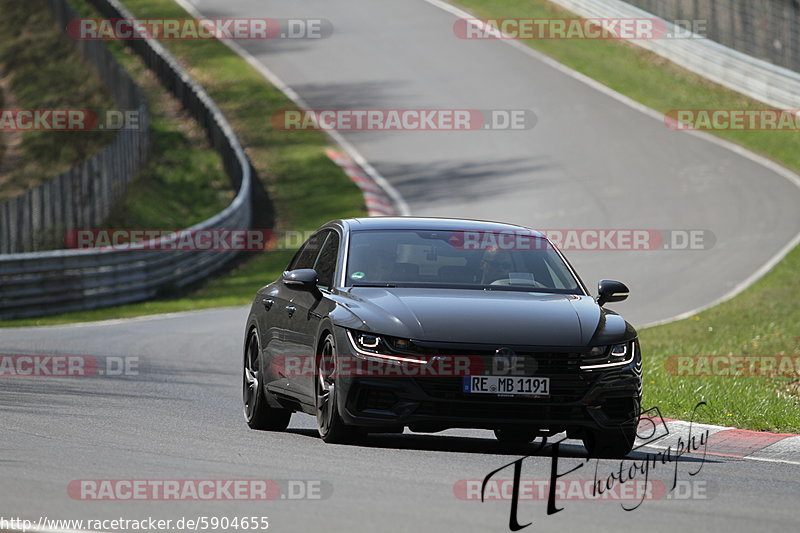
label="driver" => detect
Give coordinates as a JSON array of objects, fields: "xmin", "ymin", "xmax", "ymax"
[{"xmin": 479, "ymin": 247, "xmax": 514, "ymax": 284}]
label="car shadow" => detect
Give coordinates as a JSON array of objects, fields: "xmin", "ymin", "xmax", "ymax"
[{"xmin": 285, "ymin": 428, "xmax": 715, "ymax": 463}]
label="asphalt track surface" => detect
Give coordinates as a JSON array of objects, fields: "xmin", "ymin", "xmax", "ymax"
[
  {"xmin": 2, "ymin": 0, "xmax": 800, "ymax": 531},
  {"xmin": 1, "ymin": 309, "xmax": 799, "ymax": 532}
]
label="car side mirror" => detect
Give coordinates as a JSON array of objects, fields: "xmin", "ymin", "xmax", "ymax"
[
  {"xmin": 597, "ymin": 280, "xmax": 629, "ymax": 307},
  {"xmin": 282, "ymin": 269, "xmax": 319, "ymax": 292}
]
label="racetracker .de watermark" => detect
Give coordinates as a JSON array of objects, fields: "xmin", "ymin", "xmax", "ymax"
[
  {"xmin": 64, "ymin": 229, "xmax": 274, "ymax": 251},
  {"xmin": 453, "ymin": 18, "xmax": 707, "ymax": 40},
  {"xmin": 272, "ymin": 109, "xmax": 537, "ymax": 131},
  {"xmin": 665, "ymin": 109, "xmax": 800, "ymax": 131},
  {"xmin": 67, "ymin": 18, "xmax": 332, "ymax": 40},
  {"xmin": 448, "ymin": 229, "xmax": 715, "ymax": 251},
  {"xmin": 454, "ymin": 478, "xmax": 711, "ymax": 501},
  {"xmin": 68, "ymin": 479, "xmax": 331, "ymax": 501},
  {"xmin": 0, "ymin": 109, "xmax": 140, "ymax": 131},
  {"xmin": 0, "ymin": 355, "xmax": 138, "ymax": 377},
  {"xmin": 270, "ymin": 354, "xmax": 496, "ymax": 378},
  {"xmin": 665, "ymin": 355, "xmax": 800, "ymax": 377}
]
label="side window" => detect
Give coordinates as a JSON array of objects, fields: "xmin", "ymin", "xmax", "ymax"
[
  {"xmin": 313, "ymin": 231, "xmax": 340, "ymax": 288},
  {"xmin": 289, "ymin": 232, "xmax": 325, "ymax": 270}
]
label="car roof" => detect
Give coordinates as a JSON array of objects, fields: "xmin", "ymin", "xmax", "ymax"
[{"xmin": 340, "ymin": 217, "xmax": 545, "ymax": 237}]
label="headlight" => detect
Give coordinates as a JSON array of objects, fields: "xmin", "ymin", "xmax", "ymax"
[
  {"xmin": 356, "ymin": 333, "xmax": 380, "ymax": 350},
  {"xmin": 346, "ymin": 330, "xmax": 426, "ymax": 363},
  {"xmin": 581, "ymin": 341, "xmax": 636, "ymax": 369},
  {"xmin": 610, "ymin": 343, "xmax": 628, "ymax": 360}
]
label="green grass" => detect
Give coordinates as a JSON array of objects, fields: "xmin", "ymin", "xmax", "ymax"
[
  {"xmin": 59, "ymin": 0, "xmax": 234, "ymax": 236},
  {"xmin": 0, "ymin": 0, "xmax": 364, "ymax": 325},
  {"xmin": 1, "ymin": 0, "xmax": 232, "ymax": 244},
  {"xmin": 116, "ymin": 0, "xmax": 366, "ymax": 231},
  {"xmin": 639, "ymin": 245, "xmax": 800, "ymax": 432},
  {"xmin": 454, "ymin": 0, "xmax": 800, "ymax": 431},
  {"xmin": 0, "ymin": 0, "xmax": 115, "ymax": 200}
]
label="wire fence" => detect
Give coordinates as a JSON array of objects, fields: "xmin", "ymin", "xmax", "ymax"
[
  {"xmin": 627, "ymin": 0, "xmax": 800, "ymax": 74},
  {"xmin": 0, "ymin": 0, "xmax": 150, "ymax": 253},
  {"xmin": 0, "ymin": 0, "xmax": 263, "ymax": 320}
]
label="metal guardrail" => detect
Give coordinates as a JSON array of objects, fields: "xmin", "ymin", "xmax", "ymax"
[
  {"xmin": 0, "ymin": 0, "xmax": 258, "ymax": 320},
  {"xmin": 549, "ymin": 0, "xmax": 800, "ymax": 109}
]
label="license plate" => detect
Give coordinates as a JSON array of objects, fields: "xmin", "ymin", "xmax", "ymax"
[{"xmin": 462, "ymin": 376, "xmax": 550, "ymax": 397}]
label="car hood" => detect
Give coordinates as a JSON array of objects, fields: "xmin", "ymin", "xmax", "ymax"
[{"xmin": 334, "ymin": 288, "xmax": 613, "ymax": 346}]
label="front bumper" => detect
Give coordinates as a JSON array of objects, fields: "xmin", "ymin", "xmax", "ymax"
[{"xmin": 333, "ymin": 328, "xmax": 643, "ymax": 433}]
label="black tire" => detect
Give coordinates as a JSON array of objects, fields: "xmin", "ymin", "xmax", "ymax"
[
  {"xmin": 243, "ymin": 330, "xmax": 291, "ymax": 431},
  {"xmin": 582, "ymin": 425, "xmax": 636, "ymax": 458},
  {"xmin": 494, "ymin": 428, "xmax": 538, "ymax": 445},
  {"xmin": 315, "ymin": 332, "xmax": 359, "ymax": 443}
]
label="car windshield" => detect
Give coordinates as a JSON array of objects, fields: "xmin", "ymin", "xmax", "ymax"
[{"xmin": 345, "ymin": 229, "xmax": 582, "ymax": 293}]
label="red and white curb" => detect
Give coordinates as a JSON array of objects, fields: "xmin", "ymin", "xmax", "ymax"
[
  {"xmin": 326, "ymin": 149, "xmax": 398, "ymax": 216},
  {"xmin": 635, "ymin": 417, "xmax": 800, "ymax": 464}
]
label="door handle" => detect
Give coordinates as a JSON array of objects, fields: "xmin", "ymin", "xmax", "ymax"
[
  {"xmin": 262, "ymin": 298, "xmax": 273, "ymax": 310},
  {"xmin": 285, "ymin": 305, "xmax": 296, "ymax": 317}
]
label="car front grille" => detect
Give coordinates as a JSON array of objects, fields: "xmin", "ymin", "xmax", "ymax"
[{"xmin": 413, "ymin": 351, "xmax": 587, "ymax": 403}]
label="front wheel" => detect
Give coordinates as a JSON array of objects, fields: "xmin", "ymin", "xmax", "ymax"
[
  {"xmin": 582, "ymin": 425, "xmax": 636, "ymax": 458},
  {"xmin": 315, "ymin": 333, "xmax": 359, "ymax": 443},
  {"xmin": 243, "ymin": 330, "xmax": 291, "ymax": 431}
]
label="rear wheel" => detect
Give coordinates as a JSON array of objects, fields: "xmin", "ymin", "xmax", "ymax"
[
  {"xmin": 315, "ymin": 333, "xmax": 359, "ymax": 443},
  {"xmin": 243, "ymin": 330, "xmax": 291, "ymax": 431},
  {"xmin": 582, "ymin": 425, "xmax": 636, "ymax": 458}
]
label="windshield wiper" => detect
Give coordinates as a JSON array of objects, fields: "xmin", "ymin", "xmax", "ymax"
[{"xmin": 351, "ymin": 283, "xmax": 397, "ymax": 288}]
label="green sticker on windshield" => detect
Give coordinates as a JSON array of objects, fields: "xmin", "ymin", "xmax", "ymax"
[{"xmin": 351, "ymin": 272, "xmax": 365, "ymax": 280}]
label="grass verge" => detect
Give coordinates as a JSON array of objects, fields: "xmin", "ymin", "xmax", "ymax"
[
  {"xmin": 1, "ymin": 0, "xmax": 233, "ymax": 243},
  {"xmin": 639, "ymin": 246, "xmax": 800, "ymax": 432},
  {"xmin": 67, "ymin": 0, "xmax": 234, "ymax": 231},
  {"xmin": 0, "ymin": 0, "xmax": 114, "ymax": 200},
  {"xmin": 454, "ymin": 0, "xmax": 800, "ymax": 431}
]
